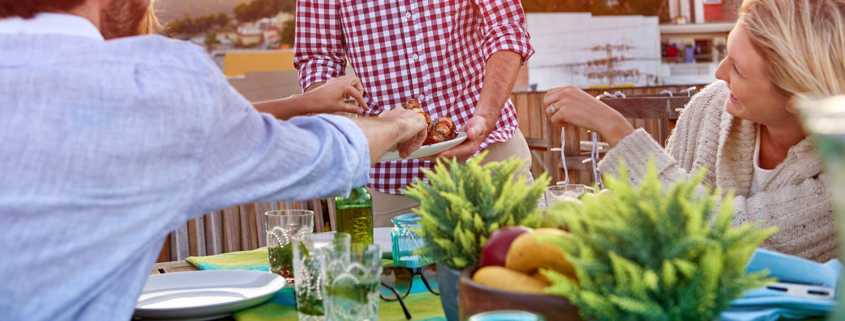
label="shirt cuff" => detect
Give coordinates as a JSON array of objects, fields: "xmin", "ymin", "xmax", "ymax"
[
  {"xmin": 598, "ymin": 128, "xmax": 676, "ymax": 185},
  {"xmin": 313, "ymin": 114, "xmax": 371, "ymax": 188},
  {"xmin": 296, "ymin": 60, "xmax": 343, "ymax": 93},
  {"xmin": 482, "ymin": 26, "xmax": 534, "ymax": 63}
]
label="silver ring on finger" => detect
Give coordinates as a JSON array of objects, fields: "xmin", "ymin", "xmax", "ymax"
[{"xmin": 546, "ymin": 104, "xmax": 559, "ymax": 114}]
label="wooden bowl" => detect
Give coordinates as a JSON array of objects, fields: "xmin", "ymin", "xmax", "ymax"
[{"xmin": 459, "ymin": 267, "xmax": 582, "ymax": 321}]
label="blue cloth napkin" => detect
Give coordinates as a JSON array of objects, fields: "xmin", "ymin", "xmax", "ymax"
[{"xmin": 720, "ymin": 249, "xmax": 841, "ymax": 321}]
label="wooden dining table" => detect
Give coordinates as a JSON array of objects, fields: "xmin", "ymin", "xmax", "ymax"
[{"xmin": 151, "ymin": 260, "xmax": 198, "ymax": 274}]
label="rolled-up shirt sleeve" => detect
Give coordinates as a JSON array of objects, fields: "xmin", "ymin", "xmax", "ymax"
[
  {"xmin": 294, "ymin": 0, "xmax": 347, "ymax": 91},
  {"xmin": 190, "ymin": 77, "xmax": 369, "ymax": 216},
  {"xmin": 474, "ymin": 0, "xmax": 534, "ymax": 63}
]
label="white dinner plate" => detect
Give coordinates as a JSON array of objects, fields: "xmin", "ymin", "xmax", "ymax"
[
  {"xmin": 134, "ymin": 270, "xmax": 285, "ymax": 320},
  {"xmin": 380, "ymin": 132, "xmax": 468, "ymax": 162}
]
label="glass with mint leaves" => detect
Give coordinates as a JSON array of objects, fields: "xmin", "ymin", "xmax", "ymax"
[
  {"xmin": 266, "ymin": 209, "xmax": 314, "ymax": 282},
  {"xmin": 293, "ymin": 233, "xmax": 350, "ymax": 321},
  {"xmin": 321, "ymin": 238, "xmax": 382, "ymax": 321}
]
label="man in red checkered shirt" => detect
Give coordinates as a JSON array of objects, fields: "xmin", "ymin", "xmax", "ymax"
[{"xmin": 295, "ymin": 0, "xmax": 535, "ymax": 226}]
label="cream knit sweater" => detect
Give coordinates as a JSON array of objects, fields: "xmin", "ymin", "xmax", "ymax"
[{"xmin": 598, "ymin": 81, "xmax": 836, "ymax": 262}]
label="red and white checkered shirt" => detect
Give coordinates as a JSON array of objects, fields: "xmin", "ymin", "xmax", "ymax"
[{"xmin": 295, "ymin": 0, "xmax": 534, "ymax": 194}]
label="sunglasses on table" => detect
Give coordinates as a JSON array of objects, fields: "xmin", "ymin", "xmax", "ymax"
[{"xmin": 379, "ymin": 264, "xmax": 439, "ymax": 320}]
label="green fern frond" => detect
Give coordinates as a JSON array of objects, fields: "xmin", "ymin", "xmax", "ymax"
[
  {"xmin": 406, "ymin": 152, "xmax": 550, "ymax": 269},
  {"xmin": 544, "ymin": 161, "xmax": 777, "ymax": 321}
]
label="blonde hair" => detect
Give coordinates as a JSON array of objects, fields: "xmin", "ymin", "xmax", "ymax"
[
  {"xmin": 137, "ymin": 0, "xmax": 161, "ymax": 35},
  {"xmin": 740, "ymin": 0, "xmax": 845, "ymax": 100}
]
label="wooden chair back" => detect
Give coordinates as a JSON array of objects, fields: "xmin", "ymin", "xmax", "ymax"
[
  {"xmin": 513, "ymin": 92, "xmax": 691, "ymax": 184},
  {"xmin": 159, "ymin": 199, "xmax": 336, "ymax": 262}
]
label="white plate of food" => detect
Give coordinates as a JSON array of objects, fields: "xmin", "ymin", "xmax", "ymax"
[
  {"xmin": 380, "ymin": 131, "xmax": 467, "ymax": 162},
  {"xmin": 379, "ymin": 99, "xmax": 467, "ymax": 162},
  {"xmin": 134, "ymin": 270, "xmax": 285, "ymax": 320}
]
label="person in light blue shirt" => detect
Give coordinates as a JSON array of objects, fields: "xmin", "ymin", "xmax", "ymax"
[{"xmin": 0, "ymin": 1, "xmax": 428, "ymax": 320}]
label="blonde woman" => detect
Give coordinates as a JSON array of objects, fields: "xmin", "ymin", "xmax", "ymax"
[{"xmin": 543, "ymin": 0, "xmax": 845, "ymax": 261}]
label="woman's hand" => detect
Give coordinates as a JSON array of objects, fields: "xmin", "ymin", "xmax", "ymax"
[
  {"xmin": 253, "ymin": 76, "xmax": 368, "ymax": 120},
  {"xmin": 300, "ymin": 75, "xmax": 368, "ymax": 115},
  {"xmin": 543, "ymin": 86, "xmax": 635, "ymax": 147}
]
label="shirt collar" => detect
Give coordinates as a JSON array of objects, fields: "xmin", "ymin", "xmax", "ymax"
[{"xmin": 0, "ymin": 13, "xmax": 104, "ymax": 41}]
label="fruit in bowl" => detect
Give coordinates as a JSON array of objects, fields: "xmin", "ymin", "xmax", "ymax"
[
  {"xmin": 460, "ymin": 266, "xmax": 581, "ymax": 321},
  {"xmin": 472, "ymin": 266, "xmax": 548, "ymax": 294},
  {"xmin": 479, "ymin": 226, "xmax": 532, "ymax": 267},
  {"xmin": 476, "ymin": 227, "xmax": 576, "ymax": 289},
  {"xmin": 506, "ymin": 228, "xmax": 575, "ymax": 280},
  {"xmin": 462, "ymin": 226, "xmax": 582, "ymax": 321}
]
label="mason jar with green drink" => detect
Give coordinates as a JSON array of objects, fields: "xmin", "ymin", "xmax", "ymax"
[{"xmin": 335, "ymin": 186, "xmax": 374, "ymax": 251}]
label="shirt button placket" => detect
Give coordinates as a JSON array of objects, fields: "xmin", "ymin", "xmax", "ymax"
[
  {"xmin": 404, "ymin": 1, "xmax": 421, "ymax": 100},
  {"xmin": 409, "ymin": 1, "xmax": 424, "ymax": 101}
]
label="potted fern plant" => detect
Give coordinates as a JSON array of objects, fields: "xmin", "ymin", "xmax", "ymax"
[
  {"xmin": 406, "ymin": 153, "xmax": 549, "ymax": 321},
  {"xmin": 540, "ymin": 163, "xmax": 778, "ymax": 321}
]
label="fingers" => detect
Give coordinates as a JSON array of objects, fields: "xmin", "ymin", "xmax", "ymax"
[
  {"xmin": 409, "ymin": 112, "xmax": 428, "ymax": 134},
  {"xmin": 543, "ymin": 90, "xmax": 562, "ymax": 108},
  {"xmin": 340, "ymin": 102, "xmax": 364, "ymax": 114},
  {"xmin": 419, "ymin": 156, "xmax": 439, "ymax": 162},
  {"xmin": 545, "ymin": 100, "xmax": 574, "ymax": 127},
  {"xmin": 543, "ymin": 85, "xmax": 577, "ymax": 107},
  {"xmin": 467, "ymin": 121, "xmax": 487, "ymax": 140},
  {"xmin": 377, "ymin": 106, "xmax": 405, "ymax": 119},
  {"xmin": 344, "ymin": 86, "xmax": 367, "ymax": 111},
  {"xmin": 549, "ymin": 106, "xmax": 569, "ymax": 125},
  {"xmin": 437, "ymin": 138, "xmax": 481, "ymax": 161},
  {"xmin": 340, "ymin": 75, "xmax": 365, "ymax": 96},
  {"xmin": 351, "ymin": 76, "xmax": 365, "ymax": 95},
  {"xmin": 542, "ymin": 86, "xmax": 594, "ymax": 111},
  {"xmin": 544, "ymin": 100, "xmax": 561, "ymax": 115}
]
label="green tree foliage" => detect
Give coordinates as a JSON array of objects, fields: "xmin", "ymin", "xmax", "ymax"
[
  {"xmin": 165, "ymin": 13, "xmax": 230, "ymax": 37},
  {"xmin": 406, "ymin": 153, "xmax": 550, "ymax": 270},
  {"xmin": 542, "ymin": 162, "xmax": 777, "ymax": 321},
  {"xmin": 204, "ymin": 32, "xmax": 219, "ymax": 48},
  {"xmin": 234, "ymin": 0, "xmax": 295, "ymax": 23},
  {"xmin": 280, "ymin": 18, "xmax": 295, "ymax": 47}
]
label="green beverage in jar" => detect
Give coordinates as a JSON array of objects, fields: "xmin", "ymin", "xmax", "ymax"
[{"xmin": 335, "ymin": 187, "xmax": 374, "ymax": 251}]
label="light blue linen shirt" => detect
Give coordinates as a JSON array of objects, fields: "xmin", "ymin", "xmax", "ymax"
[{"xmin": 0, "ymin": 14, "xmax": 370, "ymax": 321}]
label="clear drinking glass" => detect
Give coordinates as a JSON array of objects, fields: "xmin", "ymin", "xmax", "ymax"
[
  {"xmin": 266, "ymin": 209, "xmax": 314, "ymax": 282},
  {"xmin": 798, "ymin": 96, "xmax": 845, "ymax": 319},
  {"xmin": 322, "ymin": 240, "xmax": 383, "ymax": 321},
  {"xmin": 293, "ymin": 233, "xmax": 350, "ymax": 321},
  {"xmin": 390, "ymin": 213, "xmax": 429, "ymax": 268},
  {"xmin": 544, "ymin": 183, "xmax": 594, "ymax": 205}
]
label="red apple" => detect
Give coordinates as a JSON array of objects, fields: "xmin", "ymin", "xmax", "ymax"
[{"xmin": 479, "ymin": 226, "xmax": 532, "ymax": 267}]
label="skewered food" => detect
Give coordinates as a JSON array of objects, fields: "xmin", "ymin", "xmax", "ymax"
[
  {"xmin": 426, "ymin": 117, "xmax": 456, "ymax": 145},
  {"xmin": 402, "ymin": 98, "xmax": 458, "ymax": 145}
]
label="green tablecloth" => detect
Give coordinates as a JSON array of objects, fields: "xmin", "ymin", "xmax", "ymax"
[{"xmin": 186, "ymin": 247, "xmax": 446, "ymax": 321}]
